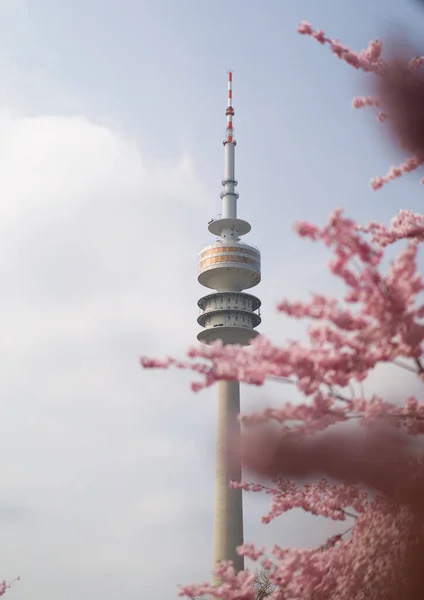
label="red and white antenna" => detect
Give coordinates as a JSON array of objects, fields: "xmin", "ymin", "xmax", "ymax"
[{"xmin": 225, "ymin": 70, "xmax": 235, "ymax": 145}]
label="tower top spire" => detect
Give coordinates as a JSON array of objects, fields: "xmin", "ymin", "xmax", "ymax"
[
  {"xmin": 197, "ymin": 71, "xmax": 261, "ymax": 345},
  {"xmin": 224, "ymin": 70, "xmax": 236, "ymax": 145},
  {"xmin": 207, "ymin": 71, "xmax": 251, "ymax": 239}
]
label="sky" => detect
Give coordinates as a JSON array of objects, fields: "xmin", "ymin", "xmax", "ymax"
[{"xmin": 1, "ymin": 0, "xmax": 424, "ymax": 598}]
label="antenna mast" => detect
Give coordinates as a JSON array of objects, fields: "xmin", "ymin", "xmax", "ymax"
[{"xmin": 225, "ymin": 70, "xmax": 235, "ymax": 145}]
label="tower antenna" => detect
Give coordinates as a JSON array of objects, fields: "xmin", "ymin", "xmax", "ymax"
[{"xmin": 225, "ymin": 70, "xmax": 235, "ymax": 145}]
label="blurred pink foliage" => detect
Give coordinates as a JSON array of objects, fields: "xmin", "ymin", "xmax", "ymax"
[
  {"xmin": 297, "ymin": 21, "xmax": 424, "ymax": 190},
  {"xmin": 0, "ymin": 577, "xmax": 20, "ymax": 597},
  {"xmin": 141, "ymin": 21, "xmax": 424, "ymax": 600}
]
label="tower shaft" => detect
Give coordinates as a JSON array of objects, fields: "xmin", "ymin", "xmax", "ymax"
[
  {"xmin": 222, "ymin": 142, "xmax": 237, "ymax": 220},
  {"xmin": 212, "ymin": 380, "xmax": 244, "ymax": 580}
]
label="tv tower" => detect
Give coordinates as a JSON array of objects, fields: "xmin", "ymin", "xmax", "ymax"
[{"xmin": 197, "ymin": 72, "xmax": 261, "ymax": 581}]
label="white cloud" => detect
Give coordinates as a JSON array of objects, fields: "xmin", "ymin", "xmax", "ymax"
[
  {"xmin": 0, "ymin": 0, "xmax": 25, "ymax": 12},
  {"xmin": 0, "ymin": 110, "xmax": 221, "ymax": 599}
]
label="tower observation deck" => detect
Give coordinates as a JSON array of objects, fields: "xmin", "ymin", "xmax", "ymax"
[
  {"xmin": 197, "ymin": 72, "xmax": 262, "ymax": 584},
  {"xmin": 197, "ymin": 72, "xmax": 261, "ymax": 346}
]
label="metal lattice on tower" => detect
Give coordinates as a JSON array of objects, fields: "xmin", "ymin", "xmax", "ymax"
[{"xmin": 196, "ymin": 72, "xmax": 262, "ymax": 582}]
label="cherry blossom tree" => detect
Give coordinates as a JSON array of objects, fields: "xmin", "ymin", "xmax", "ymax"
[
  {"xmin": 142, "ymin": 22, "xmax": 424, "ymax": 600},
  {"xmin": 252, "ymin": 568, "xmax": 275, "ymax": 600},
  {"xmin": 0, "ymin": 577, "xmax": 20, "ymax": 597},
  {"xmin": 194, "ymin": 568, "xmax": 274, "ymax": 600}
]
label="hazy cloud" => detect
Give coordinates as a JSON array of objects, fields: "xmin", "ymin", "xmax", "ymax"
[
  {"xmin": 1, "ymin": 2, "xmax": 422, "ymax": 599},
  {"xmin": 0, "ymin": 108, "xmax": 219, "ymax": 599}
]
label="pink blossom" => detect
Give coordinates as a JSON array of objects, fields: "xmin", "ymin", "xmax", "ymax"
[
  {"xmin": 226, "ymin": 429, "xmax": 424, "ymax": 599},
  {"xmin": 236, "ymin": 544, "xmax": 265, "ymax": 561},
  {"xmin": 297, "ymin": 21, "xmax": 313, "ymax": 36},
  {"xmin": 297, "ymin": 22, "xmax": 424, "ymax": 188},
  {"xmin": 295, "ymin": 23, "xmax": 384, "ymax": 74},
  {"xmin": 409, "ymin": 55, "xmax": 424, "ymax": 71},
  {"xmin": 178, "ymin": 562, "xmax": 256, "ymax": 599},
  {"xmin": 352, "ymin": 96, "xmax": 380, "ymax": 109},
  {"xmin": 376, "ymin": 110, "xmax": 388, "ymax": 122},
  {"xmin": 361, "ymin": 209, "xmax": 424, "ymax": 246},
  {"xmin": 233, "ymin": 478, "xmax": 367, "ymax": 525},
  {"xmin": 370, "ymin": 156, "xmax": 424, "ymax": 190},
  {"xmin": 0, "ymin": 578, "xmax": 19, "ymax": 596}
]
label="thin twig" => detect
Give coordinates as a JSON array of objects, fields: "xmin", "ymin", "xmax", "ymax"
[
  {"xmin": 340, "ymin": 509, "xmax": 359, "ymax": 519},
  {"xmin": 393, "ymin": 359, "xmax": 420, "ymax": 373},
  {"xmin": 266, "ymin": 375, "xmax": 297, "ymax": 385},
  {"xmin": 328, "ymin": 384, "xmax": 352, "ymax": 403}
]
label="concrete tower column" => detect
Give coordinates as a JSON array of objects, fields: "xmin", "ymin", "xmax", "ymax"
[{"xmin": 212, "ymin": 380, "xmax": 244, "ymax": 582}]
